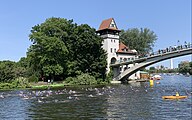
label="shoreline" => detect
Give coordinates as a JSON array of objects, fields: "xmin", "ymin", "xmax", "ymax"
[{"xmin": 0, "ymin": 81, "xmax": 109, "ymax": 91}]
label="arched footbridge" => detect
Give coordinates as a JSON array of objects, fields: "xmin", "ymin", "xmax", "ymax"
[{"xmin": 111, "ymin": 46, "xmax": 192, "ymax": 81}]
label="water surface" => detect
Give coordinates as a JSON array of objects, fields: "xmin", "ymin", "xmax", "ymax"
[{"xmin": 0, "ymin": 75, "xmax": 191, "ymax": 119}]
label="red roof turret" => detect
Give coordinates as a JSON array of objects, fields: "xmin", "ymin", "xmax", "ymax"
[{"xmin": 97, "ymin": 18, "xmax": 121, "ymax": 32}]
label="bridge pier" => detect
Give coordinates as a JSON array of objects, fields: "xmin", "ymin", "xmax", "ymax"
[
  {"xmin": 112, "ymin": 66, "xmax": 121, "ymax": 79},
  {"xmin": 112, "ymin": 64, "xmax": 138, "ymax": 81}
]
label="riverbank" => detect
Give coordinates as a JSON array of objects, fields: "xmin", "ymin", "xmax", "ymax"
[
  {"xmin": 111, "ymin": 79, "xmax": 149, "ymax": 84},
  {"xmin": 0, "ymin": 79, "xmax": 149, "ymax": 91},
  {"xmin": 0, "ymin": 81, "xmax": 109, "ymax": 91},
  {"xmin": 0, "ymin": 81, "xmax": 65, "ymax": 91},
  {"xmin": 0, "ymin": 78, "xmax": 156, "ymax": 91},
  {"xmin": 30, "ymin": 82, "xmax": 68, "ymax": 89}
]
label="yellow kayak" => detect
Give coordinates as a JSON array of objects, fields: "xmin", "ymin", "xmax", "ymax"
[{"xmin": 162, "ymin": 96, "xmax": 187, "ymax": 99}]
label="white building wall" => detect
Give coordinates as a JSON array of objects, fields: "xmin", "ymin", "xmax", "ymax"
[
  {"xmin": 99, "ymin": 26, "xmax": 140, "ymax": 80},
  {"xmin": 101, "ymin": 34, "xmax": 140, "ymax": 79},
  {"xmin": 101, "ymin": 34, "xmax": 119, "ymax": 72},
  {"xmin": 116, "ymin": 54, "xmax": 136, "ymax": 62}
]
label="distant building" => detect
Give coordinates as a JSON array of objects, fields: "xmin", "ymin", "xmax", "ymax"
[
  {"xmin": 97, "ymin": 18, "xmax": 139, "ymax": 79},
  {"xmin": 140, "ymin": 71, "xmax": 150, "ymax": 80}
]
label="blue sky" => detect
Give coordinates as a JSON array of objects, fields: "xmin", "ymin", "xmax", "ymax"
[{"xmin": 0, "ymin": 0, "xmax": 191, "ymax": 68}]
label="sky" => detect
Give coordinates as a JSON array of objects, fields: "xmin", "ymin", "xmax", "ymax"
[{"xmin": 0, "ymin": 0, "xmax": 191, "ymax": 68}]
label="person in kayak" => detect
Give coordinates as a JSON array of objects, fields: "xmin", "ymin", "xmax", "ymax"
[{"xmin": 176, "ymin": 92, "xmax": 180, "ymax": 96}]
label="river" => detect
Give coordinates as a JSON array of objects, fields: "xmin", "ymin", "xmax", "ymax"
[{"xmin": 0, "ymin": 75, "xmax": 191, "ymax": 120}]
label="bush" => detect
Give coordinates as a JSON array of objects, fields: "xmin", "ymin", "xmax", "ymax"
[
  {"xmin": 0, "ymin": 83, "xmax": 12, "ymax": 89},
  {"xmin": 64, "ymin": 73, "xmax": 97, "ymax": 85},
  {"xmin": 64, "ymin": 77, "xmax": 74, "ymax": 84},
  {"xmin": 0, "ymin": 77, "xmax": 30, "ymax": 90},
  {"xmin": 105, "ymin": 67, "xmax": 113, "ymax": 83},
  {"xmin": 28, "ymin": 75, "xmax": 38, "ymax": 83},
  {"xmin": 96, "ymin": 78, "xmax": 109, "ymax": 85},
  {"xmin": 12, "ymin": 77, "xmax": 30, "ymax": 88}
]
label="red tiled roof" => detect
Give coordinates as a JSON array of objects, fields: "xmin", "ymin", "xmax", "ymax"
[
  {"xmin": 97, "ymin": 18, "xmax": 120, "ymax": 31},
  {"xmin": 117, "ymin": 42, "xmax": 137, "ymax": 54}
]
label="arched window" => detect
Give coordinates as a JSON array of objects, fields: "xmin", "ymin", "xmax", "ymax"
[
  {"xmin": 111, "ymin": 57, "xmax": 117, "ymax": 64},
  {"xmin": 123, "ymin": 58, "xmax": 127, "ymax": 62}
]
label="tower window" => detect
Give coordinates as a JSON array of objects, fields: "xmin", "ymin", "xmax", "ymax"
[
  {"xmin": 111, "ymin": 39, "xmax": 113, "ymax": 42},
  {"xmin": 120, "ymin": 57, "xmax": 122, "ymax": 62},
  {"xmin": 114, "ymin": 48, "xmax": 116, "ymax": 52},
  {"xmin": 114, "ymin": 40, "xmax": 115, "ymax": 42},
  {"xmin": 111, "ymin": 24, "xmax": 115, "ymax": 27},
  {"xmin": 111, "ymin": 48, "xmax": 113, "ymax": 53}
]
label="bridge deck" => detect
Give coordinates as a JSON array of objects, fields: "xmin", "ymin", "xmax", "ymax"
[
  {"xmin": 110, "ymin": 45, "xmax": 192, "ymax": 67},
  {"xmin": 111, "ymin": 45, "xmax": 192, "ymax": 81}
]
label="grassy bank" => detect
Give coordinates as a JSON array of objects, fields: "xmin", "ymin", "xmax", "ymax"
[
  {"xmin": 30, "ymin": 82, "xmax": 66, "ymax": 89},
  {"xmin": 0, "ymin": 73, "xmax": 111, "ymax": 90},
  {"xmin": 0, "ymin": 81, "xmax": 110, "ymax": 90}
]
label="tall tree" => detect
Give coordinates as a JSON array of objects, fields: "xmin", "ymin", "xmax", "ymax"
[
  {"xmin": 120, "ymin": 28, "xmax": 157, "ymax": 55},
  {"xmin": 14, "ymin": 57, "xmax": 30, "ymax": 78},
  {"xmin": 68, "ymin": 24, "xmax": 107, "ymax": 79},
  {"xmin": 0, "ymin": 61, "xmax": 16, "ymax": 82},
  {"xmin": 27, "ymin": 17, "xmax": 107, "ymax": 80},
  {"xmin": 28, "ymin": 18, "xmax": 69, "ymax": 80}
]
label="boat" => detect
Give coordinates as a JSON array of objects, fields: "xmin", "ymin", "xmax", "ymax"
[
  {"xmin": 156, "ymin": 81, "xmax": 160, "ymax": 84},
  {"xmin": 162, "ymin": 96, "xmax": 187, "ymax": 99},
  {"xmin": 152, "ymin": 74, "xmax": 161, "ymax": 80}
]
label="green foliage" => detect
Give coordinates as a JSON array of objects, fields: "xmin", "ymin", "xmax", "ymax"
[
  {"xmin": 0, "ymin": 61, "xmax": 16, "ymax": 82},
  {"xmin": 64, "ymin": 73, "xmax": 97, "ymax": 85},
  {"xmin": 64, "ymin": 77, "xmax": 74, "ymax": 84},
  {"xmin": 0, "ymin": 17, "xmax": 107, "ymax": 88},
  {"xmin": 120, "ymin": 28, "xmax": 157, "ymax": 54},
  {"xmin": 28, "ymin": 19, "xmax": 69, "ymax": 78},
  {"xmin": 179, "ymin": 61, "xmax": 192, "ymax": 75},
  {"xmin": 149, "ymin": 67, "xmax": 155, "ymax": 70},
  {"xmin": 106, "ymin": 67, "xmax": 114, "ymax": 83},
  {"xmin": 0, "ymin": 58, "xmax": 34, "ymax": 83},
  {"xmin": 12, "ymin": 77, "xmax": 30, "ymax": 88},
  {"xmin": 16, "ymin": 57, "xmax": 34, "ymax": 77},
  {"xmin": 190, "ymin": 62, "xmax": 192, "ymax": 75},
  {"xmin": 0, "ymin": 83, "xmax": 12, "ymax": 89},
  {"xmin": 28, "ymin": 75, "xmax": 39, "ymax": 83},
  {"xmin": 0, "ymin": 77, "xmax": 30, "ymax": 90},
  {"xmin": 27, "ymin": 17, "xmax": 107, "ymax": 81},
  {"xmin": 146, "ymin": 66, "xmax": 178, "ymax": 74}
]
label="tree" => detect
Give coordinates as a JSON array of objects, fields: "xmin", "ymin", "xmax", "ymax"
[
  {"xmin": 120, "ymin": 28, "xmax": 157, "ymax": 55},
  {"xmin": 148, "ymin": 66, "xmax": 156, "ymax": 73},
  {"xmin": 14, "ymin": 57, "xmax": 30, "ymax": 78},
  {"xmin": 66, "ymin": 24, "xmax": 107, "ymax": 79},
  {"xmin": 0, "ymin": 61, "xmax": 16, "ymax": 82},
  {"xmin": 28, "ymin": 18, "xmax": 69, "ymax": 80},
  {"xmin": 189, "ymin": 62, "xmax": 192, "ymax": 75},
  {"xmin": 179, "ymin": 61, "xmax": 191, "ymax": 75},
  {"xmin": 27, "ymin": 17, "xmax": 107, "ymax": 81}
]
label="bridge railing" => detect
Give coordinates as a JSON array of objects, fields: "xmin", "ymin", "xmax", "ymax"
[
  {"xmin": 112, "ymin": 43, "xmax": 192, "ymax": 80},
  {"xmin": 112, "ymin": 43, "xmax": 192, "ymax": 65}
]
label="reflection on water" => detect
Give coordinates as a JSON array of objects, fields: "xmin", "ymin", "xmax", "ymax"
[{"xmin": 0, "ymin": 75, "xmax": 191, "ymax": 119}]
